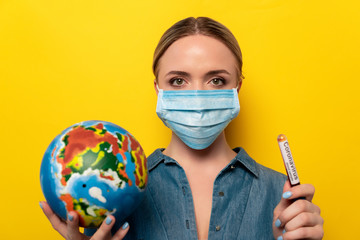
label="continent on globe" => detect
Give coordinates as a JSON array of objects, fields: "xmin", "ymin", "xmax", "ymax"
[{"xmin": 40, "ymin": 121, "xmax": 148, "ymax": 228}]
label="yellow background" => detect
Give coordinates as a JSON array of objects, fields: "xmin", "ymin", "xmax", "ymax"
[{"xmin": 1, "ymin": 0, "xmax": 359, "ymax": 239}]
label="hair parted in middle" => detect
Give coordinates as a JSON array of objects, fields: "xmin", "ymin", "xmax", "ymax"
[{"xmin": 152, "ymin": 17, "xmax": 245, "ymax": 84}]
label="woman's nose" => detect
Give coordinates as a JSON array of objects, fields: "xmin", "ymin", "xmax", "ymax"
[{"xmin": 190, "ymin": 81, "xmax": 206, "ymax": 90}]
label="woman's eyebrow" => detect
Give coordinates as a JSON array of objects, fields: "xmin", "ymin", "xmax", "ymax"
[
  {"xmin": 166, "ymin": 70, "xmax": 230, "ymax": 78},
  {"xmin": 205, "ymin": 69, "xmax": 231, "ymax": 77},
  {"xmin": 165, "ymin": 71, "xmax": 190, "ymax": 77}
]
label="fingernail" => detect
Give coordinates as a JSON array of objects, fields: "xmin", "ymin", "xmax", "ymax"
[
  {"xmin": 39, "ymin": 202, "xmax": 43, "ymax": 210},
  {"xmin": 277, "ymin": 236, "xmax": 283, "ymax": 240},
  {"xmin": 275, "ymin": 219, "xmax": 281, "ymax": 227},
  {"xmin": 282, "ymin": 191, "xmax": 292, "ymax": 199},
  {"xmin": 68, "ymin": 214, "xmax": 74, "ymax": 221},
  {"xmin": 283, "ymin": 229, "xmax": 286, "ymax": 234},
  {"xmin": 122, "ymin": 222, "xmax": 129, "ymax": 229},
  {"xmin": 105, "ymin": 216, "xmax": 112, "ymax": 225}
]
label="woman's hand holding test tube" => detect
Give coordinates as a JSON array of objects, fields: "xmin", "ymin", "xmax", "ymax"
[{"xmin": 272, "ymin": 135, "xmax": 324, "ymax": 240}]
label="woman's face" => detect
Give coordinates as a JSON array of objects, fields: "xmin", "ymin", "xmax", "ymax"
[{"xmin": 155, "ymin": 35, "xmax": 239, "ymax": 91}]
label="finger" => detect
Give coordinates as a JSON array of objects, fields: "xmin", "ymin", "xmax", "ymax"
[
  {"xmin": 283, "ymin": 225, "xmax": 324, "ymax": 240},
  {"xmin": 273, "ymin": 180, "xmax": 292, "ymax": 219},
  {"xmin": 91, "ymin": 215, "xmax": 115, "ymax": 239},
  {"xmin": 66, "ymin": 211, "xmax": 85, "ymax": 240},
  {"xmin": 284, "ymin": 212, "xmax": 323, "ymax": 232},
  {"xmin": 277, "ymin": 200, "xmax": 321, "ymax": 228},
  {"xmin": 282, "ymin": 184, "xmax": 316, "ymax": 202},
  {"xmin": 112, "ymin": 222, "xmax": 130, "ymax": 240},
  {"xmin": 273, "ymin": 180, "xmax": 292, "ymax": 236},
  {"xmin": 40, "ymin": 201, "xmax": 67, "ymax": 238}
]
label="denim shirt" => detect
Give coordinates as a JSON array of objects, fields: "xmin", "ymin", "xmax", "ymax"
[{"xmin": 124, "ymin": 147, "xmax": 286, "ymax": 240}]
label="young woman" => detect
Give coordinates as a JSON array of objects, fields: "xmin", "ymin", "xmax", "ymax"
[{"xmin": 41, "ymin": 17, "xmax": 324, "ymax": 240}]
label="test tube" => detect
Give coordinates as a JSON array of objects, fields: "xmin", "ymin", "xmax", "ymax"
[{"xmin": 277, "ymin": 134, "xmax": 300, "ymax": 187}]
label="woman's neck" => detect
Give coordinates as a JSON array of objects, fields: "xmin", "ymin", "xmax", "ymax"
[{"xmin": 163, "ymin": 132, "xmax": 236, "ymax": 168}]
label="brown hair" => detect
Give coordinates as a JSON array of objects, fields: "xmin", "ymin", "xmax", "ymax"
[{"xmin": 152, "ymin": 17, "xmax": 245, "ymax": 83}]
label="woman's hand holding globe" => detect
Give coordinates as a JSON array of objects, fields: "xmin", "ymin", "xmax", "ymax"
[
  {"xmin": 40, "ymin": 121, "xmax": 148, "ymax": 240},
  {"xmin": 40, "ymin": 201, "xmax": 129, "ymax": 240}
]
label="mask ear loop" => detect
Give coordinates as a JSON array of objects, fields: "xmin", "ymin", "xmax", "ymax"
[
  {"xmin": 155, "ymin": 80, "xmax": 163, "ymax": 94},
  {"xmin": 155, "ymin": 79, "xmax": 163, "ymax": 91}
]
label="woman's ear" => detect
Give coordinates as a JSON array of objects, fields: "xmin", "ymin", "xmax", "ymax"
[
  {"xmin": 154, "ymin": 79, "xmax": 159, "ymax": 95},
  {"xmin": 237, "ymin": 80, "xmax": 242, "ymax": 93}
]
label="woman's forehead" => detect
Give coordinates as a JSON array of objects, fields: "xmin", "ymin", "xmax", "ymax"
[{"xmin": 157, "ymin": 35, "xmax": 237, "ymax": 77}]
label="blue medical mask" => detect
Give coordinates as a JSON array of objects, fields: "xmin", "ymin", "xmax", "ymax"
[{"xmin": 156, "ymin": 87, "xmax": 240, "ymax": 150}]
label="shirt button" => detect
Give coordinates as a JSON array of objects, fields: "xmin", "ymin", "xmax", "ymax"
[
  {"xmin": 218, "ymin": 191, "xmax": 224, "ymax": 197},
  {"xmin": 230, "ymin": 165, "xmax": 235, "ymax": 169},
  {"xmin": 215, "ymin": 225, "xmax": 221, "ymax": 231}
]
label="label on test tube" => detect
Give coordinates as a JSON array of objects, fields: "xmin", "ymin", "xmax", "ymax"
[{"xmin": 277, "ymin": 134, "xmax": 300, "ymax": 186}]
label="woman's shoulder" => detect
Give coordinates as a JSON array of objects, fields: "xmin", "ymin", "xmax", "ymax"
[
  {"xmin": 256, "ymin": 162, "xmax": 287, "ymax": 187},
  {"xmin": 145, "ymin": 148, "xmax": 166, "ymax": 171},
  {"xmin": 233, "ymin": 147, "xmax": 287, "ymax": 186}
]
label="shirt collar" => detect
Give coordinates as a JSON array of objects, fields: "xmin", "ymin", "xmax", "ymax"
[
  {"xmin": 147, "ymin": 147, "xmax": 259, "ymax": 178},
  {"xmin": 231, "ymin": 147, "xmax": 259, "ymax": 177}
]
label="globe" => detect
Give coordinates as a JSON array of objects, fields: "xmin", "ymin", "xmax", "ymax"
[{"xmin": 40, "ymin": 120, "xmax": 148, "ymax": 229}]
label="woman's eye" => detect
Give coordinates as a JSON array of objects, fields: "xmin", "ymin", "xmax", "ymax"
[
  {"xmin": 170, "ymin": 78, "xmax": 185, "ymax": 86},
  {"xmin": 210, "ymin": 78, "xmax": 225, "ymax": 86}
]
